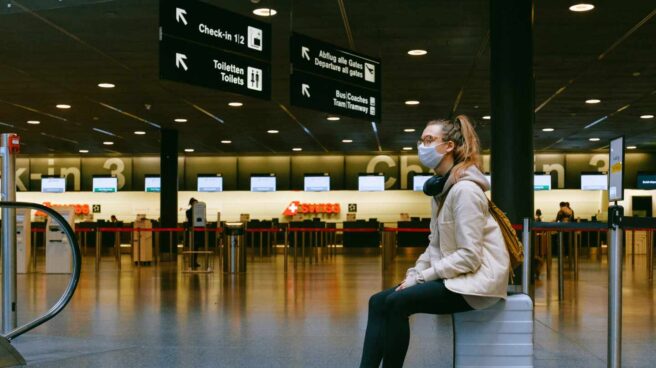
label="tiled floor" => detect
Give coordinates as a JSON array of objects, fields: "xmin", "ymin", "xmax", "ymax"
[{"xmin": 6, "ymin": 247, "xmax": 656, "ymax": 367}]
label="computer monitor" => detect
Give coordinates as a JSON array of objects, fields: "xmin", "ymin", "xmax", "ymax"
[
  {"xmin": 197, "ymin": 174, "xmax": 223, "ymax": 192},
  {"xmin": 250, "ymin": 174, "xmax": 276, "ymax": 192},
  {"xmin": 144, "ymin": 175, "xmax": 161, "ymax": 192},
  {"xmin": 41, "ymin": 177, "xmax": 66, "ymax": 193},
  {"xmin": 637, "ymin": 172, "xmax": 656, "ymax": 189},
  {"xmin": 580, "ymin": 172, "xmax": 608, "ymax": 190},
  {"xmin": 92, "ymin": 176, "xmax": 118, "ymax": 193},
  {"xmin": 358, "ymin": 174, "xmax": 385, "ymax": 192},
  {"xmin": 533, "ymin": 174, "xmax": 551, "ymax": 191},
  {"xmin": 412, "ymin": 175, "xmax": 432, "ymax": 192},
  {"xmin": 304, "ymin": 174, "xmax": 330, "ymax": 192}
]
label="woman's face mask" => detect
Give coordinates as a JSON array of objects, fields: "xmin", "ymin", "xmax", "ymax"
[{"xmin": 417, "ymin": 141, "xmax": 447, "ymax": 169}]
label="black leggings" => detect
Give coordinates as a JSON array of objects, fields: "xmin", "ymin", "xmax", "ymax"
[{"xmin": 360, "ymin": 280, "xmax": 473, "ymax": 368}]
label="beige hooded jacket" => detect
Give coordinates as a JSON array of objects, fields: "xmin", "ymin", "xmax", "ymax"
[{"xmin": 407, "ymin": 165, "xmax": 510, "ymax": 309}]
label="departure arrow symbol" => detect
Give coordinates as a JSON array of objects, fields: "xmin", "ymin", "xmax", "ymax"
[
  {"xmin": 175, "ymin": 53, "xmax": 188, "ymax": 71},
  {"xmin": 301, "ymin": 46, "xmax": 310, "ymax": 60},
  {"xmin": 301, "ymin": 84, "xmax": 310, "ymax": 97},
  {"xmin": 176, "ymin": 8, "xmax": 188, "ymax": 25}
]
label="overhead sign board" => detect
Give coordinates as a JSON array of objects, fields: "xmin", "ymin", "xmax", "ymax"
[
  {"xmin": 290, "ymin": 32, "xmax": 381, "ymax": 121},
  {"xmin": 160, "ymin": 35, "xmax": 271, "ymax": 99},
  {"xmin": 160, "ymin": 0, "xmax": 271, "ymax": 60},
  {"xmin": 290, "ymin": 32, "xmax": 380, "ymax": 89},
  {"xmin": 290, "ymin": 70, "xmax": 380, "ymax": 121},
  {"xmin": 608, "ymin": 136, "xmax": 624, "ymax": 202}
]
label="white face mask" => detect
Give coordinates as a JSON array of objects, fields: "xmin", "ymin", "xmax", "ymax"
[{"xmin": 418, "ymin": 142, "xmax": 447, "ymax": 169}]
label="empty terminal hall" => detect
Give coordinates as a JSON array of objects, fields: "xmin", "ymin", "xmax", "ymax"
[{"xmin": 1, "ymin": 0, "xmax": 655, "ymax": 367}]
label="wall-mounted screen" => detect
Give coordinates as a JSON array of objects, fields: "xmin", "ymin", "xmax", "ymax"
[
  {"xmin": 412, "ymin": 175, "xmax": 432, "ymax": 192},
  {"xmin": 304, "ymin": 174, "xmax": 330, "ymax": 192},
  {"xmin": 92, "ymin": 177, "xmax": 118, "ymax": 193},
  {"xmin": 637, "ymin": 172, "xmax": 656, "ymax": 189},
  {"xmin": 197, "ymin": 175, "xmax": 223, "ymax": 192},
  {"xmin": 41, "ymin": 177, "xmax": 66, "ymax": 193},
  {"xmin": 144, "ymin": 176, "xmax": 160, "ymax": 192},
  {"xmin": 250, "ymin": 174, "xmax": 276, "ymax": 192},
  {"xmin": 581, "ymin": 173, "xmax": 608, "ymax": 190},
  {"xmin": 534, "ymin": 175, "xmax": 551, "ymax": 191},
  {"xmin": 358, "ymin": 175, "xmax": 385, "ymax": 192}
]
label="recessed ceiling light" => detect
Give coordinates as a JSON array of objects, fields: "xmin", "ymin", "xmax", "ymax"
[
  {"xmin": 134, "ymin": 131, "xmax": 146, "ymax": 135},
  {"xmin": 27, "ymin": 120, "xmax": 40, "ymax": 125},
  {"xmin": 542, "ymin": 128, "xmax": 555, "ymax": 132},
  {"xmin": 627, "ymin": 145, "xmax": 637, "ymax": 150},
  {"xmin": 56, "ymin": 104, "xmax": 71, "ymax": 109},
  {"xmin": 184, "ymin": 148, "xmax": 194, "ymax": 153},
  {"xmin": 292, "ymin": 147, "xmax": 302, "ymax": 152},
  {"xmin": 174, "ymin": 118, "xmax": 187, "ymax": 123},
  {"xmin": 402, "ymin": 147, "xmax": 413, "ymax": 151},
  {"xmin": 404, "ymin": 128, "xmax": 416, "ymax": 133},
  {"xmin": 342, "ymin": 139, "xmax": 353, "ymax": 143},
  {"xmin": 585, "ymin": 99, "xmax": 601, "ymax": 104},
  {"xmin": 482, "ymin": 115, "xmax": 491, "ymax": 120},
  {"xmin": 589, "ymin": 137, "xmax": 600, "ymax": 142},
  {"xmin": 569, "ymin": 4, "xmax": 595, "ymax": 12},
  {"xmin": 228, "ymin": 102, "xmax": 243, "ymax": 107},
  {"xmin": 103, "ymin": 141, "xmax": 114, "ymax": 145},
  {"xmin": 79, "ymin": 149, "xmax": 89, "ymax": 153},
  {"xmin": 640, "ymin": 114, "xmax": 654, "ymax": 119},
  {"xmin": 97, "ymin": 83, "xmax": 115, "ymax": 88},
  {"xmin": 327, "ymin": 116, "xmax": 340, "ymax": 121},
  {"xmin": 267, "ymin": 130, "xmax": 279, "ymax": 134},
  {"xmin": 405, "ymin": 100, "xmax": 420, "ymax": 105},
  {"xmin": 407, "ymin": 49, "xmax": 428, "ymax": 56},
  {"xmin": 253, "ymin": 8, "xmax": 276, "ymax": 16},
  {"xmin": 220, "ymin": 140, "xmax": 232, "ymax": 144}
]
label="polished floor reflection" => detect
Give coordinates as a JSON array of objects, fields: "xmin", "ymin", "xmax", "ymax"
[{"xmin": 6, "ymin": 248, "xmax": 656, "ymax": 367}]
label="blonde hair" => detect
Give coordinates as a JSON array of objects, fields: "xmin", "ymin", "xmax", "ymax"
[{"xmin": 426, "ymin": 115, "xmax": 481, "ymax": 179}]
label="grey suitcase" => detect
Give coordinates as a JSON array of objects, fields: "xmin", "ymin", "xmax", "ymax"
[{"xmin": 452, "ymin": 293, "xmax": 534, "ymax": 367}]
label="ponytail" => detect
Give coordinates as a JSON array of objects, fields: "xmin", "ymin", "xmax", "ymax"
[{"xmin": 426, "ymin": 114, "xmax": 481, "ymax": 179}]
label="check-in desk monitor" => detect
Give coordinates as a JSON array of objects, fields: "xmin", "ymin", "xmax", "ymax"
[
  {"xmin": 145, "ymin": 176, "xmax": 161, "ymax": 192},
  {"xmin": 93, "ymin": 176, "xmax": 118, "ymax": 192},
  {"xmin": 358, "ymin": 174, "xmax": 385, "ymax": 192},
  {"xmin": 412, "ymin": 175, "xmax": 432, "ymax": 192},
  {"xmin": 251, "ymin": 174, "xmax": 276, "ymax": 192},
  {"xmin": 41, "ymin": 177, "xmax": 66, "ymax": 193},
  {"xmin": 533, "ymin": 174, "xmax": 551, "ymax": 191},
  {"xmin": 637, "ymin": 172, "xmax": 656, "ymax": 189},
  {"xmin": 304, "ymin": 174, "xmax": 330, "ymax": 192},
  {"xmin": 581, "ymin": 172, "xmax": 608, "ymax": 190},
  {"xmin": 197, "ymin": 174, "xmax": 223, "ymax": 192}
]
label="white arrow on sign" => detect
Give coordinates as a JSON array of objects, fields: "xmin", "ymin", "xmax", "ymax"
[
  {"xmin": 176, "ymin": 8, "xmax": 188, "ymax": 25},
  {"xmin": 301, "ymin": 46, "xmax": 310, "ymax": 60},
  {"xmin": 301, "ymin": 84, "xmax": 310, "ymax": 97},
  {"xmin": 175, "ymin": 53, "xmax": 188, "ymax": 71}
]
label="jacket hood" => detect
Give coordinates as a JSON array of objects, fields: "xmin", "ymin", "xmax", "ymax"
[{"xmin": 441, "ymin": 164, "xmax": 489, "ymax": 195}]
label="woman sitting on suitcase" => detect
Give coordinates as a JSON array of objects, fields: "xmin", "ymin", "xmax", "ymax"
[{"xmin": 360, "ymin": 115, "xmax": 510, "ymax": 368}]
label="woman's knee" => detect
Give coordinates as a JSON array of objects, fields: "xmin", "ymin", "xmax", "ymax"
[
  {"xmin": 383, "ymin": 292, "xmax": 408, "ymax": 315},
  {"xmin": 369, "ymin": 290, "xmax": 389, "ymax": 311}
]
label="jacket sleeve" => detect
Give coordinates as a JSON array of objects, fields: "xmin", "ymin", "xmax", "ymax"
[
  {"xmin": 421, "ymin": 183, "xmax": 486, "ymax": 281},
  {"xmin": 406, "ymin": 197, "xmax": 439, "ymax": 277}
]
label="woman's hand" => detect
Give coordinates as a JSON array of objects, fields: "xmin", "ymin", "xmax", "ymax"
[{"xmin": 395, "ymin": 276, "xmax": 417, "ymax": 291}]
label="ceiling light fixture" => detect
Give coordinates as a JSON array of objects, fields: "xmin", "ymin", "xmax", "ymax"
[
  {"xmin": 542, "ymin": 128, "xmax": 555, "ymax": 132},
  {"xmin": 640, "ymin": 114, "xmax": 654, "ymax": 119},
  {"xmin": 405, "ymin": 100, "xmax": 420, "ymax": 105},
  {"xmin": 220, "ymin": 140, "xmax": 232, "ymax": 144},
  {"xmin": 253, "ymin": 8, "xmax": 276, "ymax": 16},
  {"xmin": 292, "ymin": 147, "xmax": 302, "ymax": 152},
  {"xmin": 482, "ymin": 115, "xmax": 491, "ymax": 120},
  {"xmin": 585, "ymin": 99, "xmax": 601, "ymax": 104},
  {"xmin": 174, "ymin": 118, "xmax": 187, "ymax": 123},
  {"xmin": 267, "ymin": 130, "xmax": 279, "ymax": 134},
  {"xmin": 79, "ymin": 149, "xmax": 89, "ymax": 153},
  {"xmin": 228, "ymin": 102, "xmax": 243, "ymax": 107},
  {"xmin": 402, "ymin": 147, "xmax": 412, "ymax": 151},
  {"xmin": 103, "ymin": 141, "xmax": 114, "ymax": 145},
  {"xmin": 134, "ymin": 131, "xmax": 146, "ymax": 135},
  {"xmin": 326, "ymin": 116, "xmax": 340, "ymax": 121},
  {"xmin": 403, "ymin": 128, "xmax": 416, "ymax": 133},
  {"xmin": 627, "ymin": 145, "xmax": 637, "ymax": 150},
  {"xmin": 97, "ymin": 83, "xmax": 115, "ymax": 88},
  {"xmin": 184, "ymin": 148, "xmax": 195, "ymax": 153},
  {"xmin": 407, "ymin": 49, "xmax": 428, "ymax": 56},
  {"xmin": 27, "ymin": 120, "xmax": 40, "ymax": 125},
  {"xmin": 569, "ymin": 4, "xmax": 595, "ymax": 12},
  {"xmin": 589, "ymin": 137, "xmax": 600, "ymax": 142},
  {"xmin": 56, "ymin": 104, "xmax": 71, "ymax": 109},
  {"xmin": 342, "ymin": 139, "xmax": 353, "ymax": 143}
]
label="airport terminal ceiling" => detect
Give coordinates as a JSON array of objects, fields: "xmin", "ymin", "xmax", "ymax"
[{"xmin": 0, "ymin": 0, "xmax": 654, "ymax": 155}]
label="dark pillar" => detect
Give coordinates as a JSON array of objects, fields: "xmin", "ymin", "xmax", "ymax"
[
  {"xmin": 490, "ymin": 0, "xmax": 534, "ymax": 224},
  {"xmin": 160, "ymin": 129, "xmax": 178, "ymax": 261}
]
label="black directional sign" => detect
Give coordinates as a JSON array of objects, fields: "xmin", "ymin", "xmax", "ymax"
[
  {"xmin": 160, "ymin": 35, "xmax": 271, "ymax": 99},
  {"xmin": 160, "ymin": 0, "xmax": 271, "ymax": 60},
  {"xmin": 291, "ymin": 32, "xmax": 381, "ymax": 90},
  {"xmin": 291, "ymin": 70, "xmax": 380, "ymax": 121}
]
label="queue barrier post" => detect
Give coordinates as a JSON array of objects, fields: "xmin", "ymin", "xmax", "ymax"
[
  {"xmin": 381, "ymin": 228, "xmax": 396, "ymax": 271},
  {"xmin": 223, "ymin": 222, "xmax": 245, "ymax": 273},
  {"xmin": 607, "ymin": 205, "xmax": 623, "ymax": 368}
]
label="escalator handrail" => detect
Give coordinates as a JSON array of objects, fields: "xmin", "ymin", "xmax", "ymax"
[{"xmin": 0, "ymin": 201, "xmax": 82, "ymax": 340}]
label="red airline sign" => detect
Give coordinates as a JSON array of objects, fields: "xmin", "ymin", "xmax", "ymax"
[{"xmin": 283, "ymin": 201, "xmax": 341, "ymax": 216}]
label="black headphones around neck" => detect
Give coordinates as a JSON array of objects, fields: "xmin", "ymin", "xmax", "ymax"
[{"xmin": 422, "ymin": 171, "xmax": 450, "ymax": 196}]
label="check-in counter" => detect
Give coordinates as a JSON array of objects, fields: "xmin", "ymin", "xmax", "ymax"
[{"xmin": 343, "ymin": 219, "xmax": 379, "ymax": 248}]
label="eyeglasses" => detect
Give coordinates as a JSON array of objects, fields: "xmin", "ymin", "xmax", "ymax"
[{"xmin": 417, "ymin": 135, "xmax": 445, "ymax": 147}]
